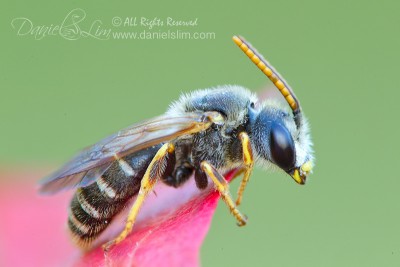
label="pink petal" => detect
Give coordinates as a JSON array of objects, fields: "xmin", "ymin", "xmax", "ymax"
[
  {"xmin": 0, "ymin": 170, "xmax": 76, "ymax": 267},
  {"xmin": 0, "ymin": 169, "xmax": 236, "ymax": 267}
]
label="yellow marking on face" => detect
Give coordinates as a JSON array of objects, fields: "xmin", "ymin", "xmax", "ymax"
[
  {"xmin": 301, "ymin": 161, "xmax": 313, "ymax": 173},
  {"xmin": 292, "ymin": 169, "xmax": 303, "ymax": 184}
]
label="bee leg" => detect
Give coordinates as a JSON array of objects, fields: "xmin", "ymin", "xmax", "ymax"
[
  {"xmin": 200, "ymin": 161, "xmax": 247, "ymax": 226},
  {"xmin": 235, "ymin": 132, "xmax": 254, "ymax": 206},
  {"xmin": 102, "ymin": 143, "xmax": 175, "ymax": 251}
]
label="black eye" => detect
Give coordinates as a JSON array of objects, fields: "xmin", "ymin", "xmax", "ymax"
[{"xmin": 270, "ymin": 123, "xmax": 295, "ymax": 171}]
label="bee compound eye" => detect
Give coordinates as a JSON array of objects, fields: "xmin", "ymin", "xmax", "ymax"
[{"xmin": 270, "ymin": 123, "xmax": 295, "ymax": 171}]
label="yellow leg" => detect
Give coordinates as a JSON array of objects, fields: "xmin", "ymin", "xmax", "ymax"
[
  {"xmin": 235, "ymin": 132, "xmax": 254, "ymax": 206},
  {"xmin": 103, "ymin": 143, "xmax": 175, "ymax": 251},
  {"xmin": 200, "ymin": 161, "xmax": 247, "ymax": 226}
]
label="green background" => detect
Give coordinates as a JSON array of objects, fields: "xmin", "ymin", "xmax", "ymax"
[{"xmin": 2, "ymin": 0, "xmax": 400, "ymax": 266}]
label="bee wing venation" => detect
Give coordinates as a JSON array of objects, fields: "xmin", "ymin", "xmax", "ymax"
[{"xmin": 39, "ymin": 112, "xmax": 213, "ymax": 194}]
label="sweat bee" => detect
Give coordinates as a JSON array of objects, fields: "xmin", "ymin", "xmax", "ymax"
[{"xmin": 39, "ymin": 36, "xmax": 314, "ymax": 251}]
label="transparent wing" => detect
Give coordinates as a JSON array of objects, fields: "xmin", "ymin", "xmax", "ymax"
[{"xmin": 39, "ymin": 111, "xmax": 222, "ymax": 194}]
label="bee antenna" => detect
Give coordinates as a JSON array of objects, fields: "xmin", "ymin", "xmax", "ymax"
[{"xmin": 233, "ymin": 35, "xmax": 302, "ymax": 128}]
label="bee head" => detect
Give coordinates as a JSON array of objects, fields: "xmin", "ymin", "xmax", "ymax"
[{"xmin": 248, "ymin": 103, "xmax": 313, "ymax": 184}]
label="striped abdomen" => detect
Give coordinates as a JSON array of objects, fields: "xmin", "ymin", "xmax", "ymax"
[{"xmin": 68, "ymin": 145, "xmax": 162, "ymax": 248}]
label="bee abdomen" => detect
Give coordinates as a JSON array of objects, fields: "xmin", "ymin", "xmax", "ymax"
[
  {"xmin": 68, "ymin": 145, "xmax": 162, "ymax": 248},
  {"xmin": 68, "ymin": 187, "xmax": 125, "ymax": 248}
]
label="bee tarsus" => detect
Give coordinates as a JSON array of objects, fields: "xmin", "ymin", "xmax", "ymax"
[{"xmin": 200, "ymin": 161, "xmax": 248, "ymax": 227}]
